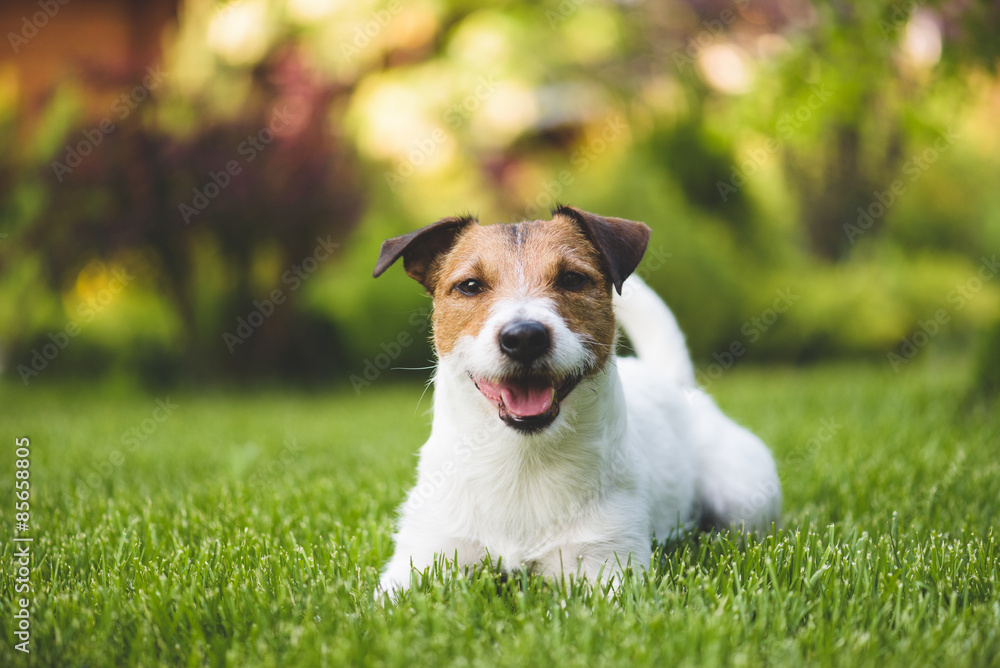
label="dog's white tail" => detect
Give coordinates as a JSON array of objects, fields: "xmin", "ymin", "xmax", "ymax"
[{"xmin": 613, "ymin": 276, "xmax": 696, "ymax": 387}]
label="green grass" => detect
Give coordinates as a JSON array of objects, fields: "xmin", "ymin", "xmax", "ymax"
[{"xmin": 1, "ymin": 359, "xmax": 999, "ymax": 667}]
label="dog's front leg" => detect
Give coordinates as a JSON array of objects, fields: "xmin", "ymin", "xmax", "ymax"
[
  {"xmin": 535, "ymin": 540, "xmax": 651, "ymax": 595},
  {"xmin": 378, "ymin": 552, "xmax": 426, "ymax": 596},
  {"xmin": 378, "ymin": 534, "xmax": 485, "ymax": 597}
]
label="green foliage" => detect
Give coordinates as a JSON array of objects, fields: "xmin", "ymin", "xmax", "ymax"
[
  {"xmin": 973, "ymin": 318, "xmax": 1000, "ymax": 398},
  {"xmin": 1, "ymin": 360, "xmax": 999, "ymax": 666},
  {"xmin": 2, "ymin": 0, "xmax": 1000, "ymax": 383}
]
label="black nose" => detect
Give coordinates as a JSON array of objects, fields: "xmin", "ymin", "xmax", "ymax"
[{"xmin": 498, "ymin": 320, "xmax": 551, "ymax": 363}]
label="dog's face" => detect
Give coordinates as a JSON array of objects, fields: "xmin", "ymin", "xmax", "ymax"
[{"xmin": 374, "ymin": 206, "xmax": 650, "ymax": 433}]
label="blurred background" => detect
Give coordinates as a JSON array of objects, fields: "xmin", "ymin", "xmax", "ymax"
[{"xmin": 0, "ymin": 0, "xmax": 998, "ymax": 392}]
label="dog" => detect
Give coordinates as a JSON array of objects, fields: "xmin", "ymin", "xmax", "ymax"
[{"xmin": 373, "ymin": 206, "xmax": 780, "ymax": 595}]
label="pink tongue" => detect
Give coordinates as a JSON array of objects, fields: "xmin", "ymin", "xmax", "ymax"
[{"xmin": 499, "ymin": 382, "xmax": 554, "ymax": 418}]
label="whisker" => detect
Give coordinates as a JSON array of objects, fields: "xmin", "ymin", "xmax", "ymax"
[
  {"xmin": 577, "ymin": 333, "xmax": 615, "ymax": 350},
  {"xmin": 414, "ymin": 363, "xmax": 436, "ymax": 414}
]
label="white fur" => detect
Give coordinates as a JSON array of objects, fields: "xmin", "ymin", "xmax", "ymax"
[{"xmin": 379, "ymin": 276, "xmax": 781, "ymax": 594}]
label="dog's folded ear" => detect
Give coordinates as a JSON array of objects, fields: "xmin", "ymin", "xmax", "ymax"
[
  {"xmin": 554, "ymin": 206, "xmax": 651, "ymax": 295},
  {"xmin": 373, "ymin": 215, "xmax": 477, "ymax": 292}
]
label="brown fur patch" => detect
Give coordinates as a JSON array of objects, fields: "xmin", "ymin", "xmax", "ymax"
[{"xmin": 430, "ymin": 216, "xmax": 617, "ymax": 372}]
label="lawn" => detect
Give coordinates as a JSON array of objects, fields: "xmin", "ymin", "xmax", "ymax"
[{"xmin": 1, "ymin": 359, "xmax": 998, "ymax": 667}]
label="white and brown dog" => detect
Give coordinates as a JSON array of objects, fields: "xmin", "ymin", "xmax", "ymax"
[{"xmin": 373, "ymin": 206, "xmax": 780, "ymax": 594}]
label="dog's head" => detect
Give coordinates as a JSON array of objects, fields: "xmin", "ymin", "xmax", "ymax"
[{"xmin": 374, "ymin": 206, "xmax": 650, "ymax": 434}]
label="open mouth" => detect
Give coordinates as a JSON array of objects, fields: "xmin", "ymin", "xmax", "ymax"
[{"xmin": 471, "ymin": 373, "xmax": 582, "ymax": 433}]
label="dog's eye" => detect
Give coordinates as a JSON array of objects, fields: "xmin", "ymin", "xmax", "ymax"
[
  {"xmin": 454, "ymin": 279, "xmax": 485, "ymax": 296},
  {"xmin": 556, "ymin": 271, "xmax": 589, "ymax": 291}
]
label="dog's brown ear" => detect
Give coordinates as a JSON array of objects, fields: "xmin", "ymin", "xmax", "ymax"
[
  {"xmin": 373, "ymin": 215, "xmax": 477, "ymax": 292},
  {"xmin": 554, "ymin": 206, "xmax": 651, "ymax": 295}
]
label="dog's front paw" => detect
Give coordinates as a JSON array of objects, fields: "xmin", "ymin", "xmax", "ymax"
[
  {"xmin": 377, "ymin": 558, "xmax": 419, "ymax": 602},
  {"xmin": 376, "ymin": 576, "xmax": 406, "ymax": 602}
]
